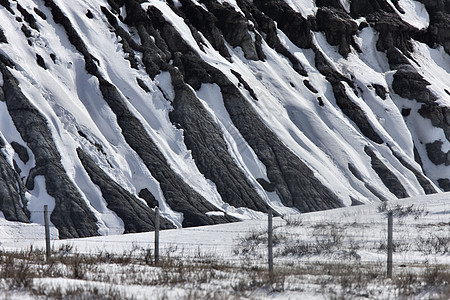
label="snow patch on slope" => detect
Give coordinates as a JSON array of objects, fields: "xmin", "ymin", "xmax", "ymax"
[
  {"xmin": 388, "ymin": 0, "xmax": 429, "ymax": 29},
  {"xmin": 284, "ymin": 0, "xmax": 317, "ymax": 17},
  {"xmin": 340, "ymin": 0, "xmax": 351, "ymax": 13}
]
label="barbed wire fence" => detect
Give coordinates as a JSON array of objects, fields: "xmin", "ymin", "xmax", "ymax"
[{"xmin": 0, "ymin": 205, "xmax": 448, "ymax": 279}]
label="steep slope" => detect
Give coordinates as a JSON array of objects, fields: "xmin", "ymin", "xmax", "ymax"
[{"xmin": 0, "ymin": 0, "xmax": 448, "ymax": 238}]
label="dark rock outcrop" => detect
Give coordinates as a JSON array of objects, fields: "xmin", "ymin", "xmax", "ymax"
[
  {"xmin": 200, "ymin": 0, "xmax": 263, "ymax": 61},
  {"xmin": 177, "ymin": 0, "xmax": 231, "ymax": 59},
  {"xmin": 237, "ymin": 0, "xmax": 307, "ymax": 75},
  {"xmin": 45, "ymin": 0, "xmax": 238, "ymax": 227},
  {"xmin": 1, "ymin": 0, "xmax": 447, "ymax": 238},
  {"xmin": 386, "ymin": 44, "xmax": 450, "ymax": 176},
  {"xmin": 77, "ymin": 148, "xmax": 174, "ymax": 233},
  {"xmin": 369, "ymin": 12, "xmax": 419, "ymax": 54},
  {"xmin": 33, "ymin": 7, "xmax": 47, "ymax": 20},
  {"xmin": 0, "ymin": 0, "xmax": 14, "ymax": 15},
  {"xmin": 350, "ymin": 0, "xmax": 395, "ymax": 17},
  {"xmin": 389, "ymin": 147, "xmax": 437, "ymax": 194},
  {"xmin": 141, "ymin": 4, "xmax": 344, "ymax": 212},
  {"xmin": 416, "ymin": 0, "xmax": 450, "ymax": 54},
  {"xmin": 392, "ymin": 66, "xmax": 436, "ymax": 104},
  {"xmin": 303, "ymin": 80, "xmax": 318, "ymax": 93},
  {"xmin": 348, "ymin": 163, "xmax": 364, "ymax": 181},
  {"xmin": 352, "ymin": 0, "xmax": 450, "ymax": 179},
  {"xmin": 419, "ymin": 103, "xmax": 450, "ymax": 142},
  {"xmin": 316, "ymin": 0, "xmax": 346, "ymax": 10},
  {"xmin": 123, "ymin": 3, "xmax": 270, "ymax": 213},
  {"xmin": 0, "ymin": 55, "xmax": 99, "ymax": 239},
  {"xmin": 348, "ymin": 163, "xmax": 389, "ymax": 202},
  {"xmin": 138, "ymin": 189, "xmax": 159, "ymax": 208},
  {"xmin": 315, "ymin": 7, "xmax": 360, "ymax": 57},
  {"xmin": 437, "ymin": 178, "xmax": 450, "ymax": 191},
  {"xmin": 10, "ymin": 141, "xmax": 29, "ymax": 164},
  {"xmin": 100, "ymin": 6, "xmax": 141, "ymax": 69},
  {"xmin": 0, "ymin": 138, "xmax": 30, "ymax": 222},
  {"xmin": 230, "ymin": 69, "xmax": 258, "ymax": 100},
  {"xmin": 0, "ymin": 28, "xmax": 7, "ymax": 43},
  {"xmin": 373, "ymin": 84, "xmax": 388, "ymax": 100},
  {"xmin": 21, "ymin": 25, "xmax": 32, "ymax": 39},
  {"xmin": 425, "ymin": 140, "xmax": 450, "ymax": 166},
  {"xmin": 219, "ymin": 79, "xmax": 343, "ymax": 211},
  {"xmin": 36, "ymin": 54, "xmax": 47, "ymax": 69},
  {"xmin": 331, "ymin": 79, "xmax": 384, "ymax": 144},
  {"xmin": 176, "ymin": 58, "xmax": 344, "ymax": 211},
  {"xmin": 314, "ymin": 50, "xmax": 384, "ymax": 144},
  {"xmin": 365, "ymin": 146, "xmax": 409, "ymax": 198},
  {"xmin": 253, "ymin": 0, "xmax": 313, "ymax": 49},
  {"xmin": 16, "ymin": 3, "xmax": 39, "ymax": 31},
  {"xmin": 98, "ymin": 79, "xmax": 237, "ymax": 227},
  {"xmin": 169, "ymin": 67, "xmax": 270, "ymax": 212}
]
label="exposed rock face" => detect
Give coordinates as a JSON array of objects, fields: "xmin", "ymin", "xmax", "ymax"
[
  {"xmin": 253, "ymin": 0, "xmax": 313, "ymax": 49},
  {"xmin": 138, "ymin": 189, "xmax": 159, "ymax": 208},
  {"xmin": 0, "ymin": 0, "xmax": 14, "ymax": 14},
  {"xmin": 0, "ymin": 0, "xmax": 449, "ymax": 237},
  {"xmin": 315, "ymin": 6, "xmax": 360, "ymax": 57},
  {"xmin": 77, "ymin": 148, "xmax": 175, "ymax": 233},
  {"xmin": 0, "ymin": 138, "xmax": 30, "ymax": 222},
  {"xmin": 45, "ymin": 0, "xmax": 238, "ymax": 228},
  {"xmin": 346, "ymin": 0, "xmax": 450, "ymax": 191},
  {"xmin": 169, "ymin": 68, "xmax": 270, "ymax": 212},
  {"xmin": 219, "ymin": 81, "xmax": 343, "ymax": 211},
  {"xmin": 419, "ymin": 103, "xmax": 450, "ymax": 141},
  {"xmin": 365, "ymin": 146, "xmax": 409, "ymax": 199},
  {"xmin": 17, "ymin": 3, "xmax": 39, "ymax": 31},
  {"xmin": 121, "ymin": 1, "xmax": 342, "ymax": 212},
  {"xmin": 425, "ymin": 141, "xmax": 450, "ymax": 166},
  {"xmin": 237, "ymin": 0, "xmax": 307, "ymax": 75},
  {"xmin": 416, "ymin": 0, "xmax": 450, "ymax": 54},
  {"xmin": 350, "ymin": 0, "xmax": 396, "ymax": 17},
  {"xmin": 166, "ymin": 43, "xmax": 343, "ymax": 211},
  {"xmin": 389, "ymin": 147, "xmax": 437, "ymax": 194},
  {"xmin": 359, "ymin": 3, "xmax": 450, "ymax": 185},
  {"xmin": 178, "ymin": 0, "xmax": 231, "ymax": 58},
  {"xmin": 0, "ymin": 56, "xmax": 99, "ymax": 239},
  {"xmin": 312, "ymin": 49, "xmax": 384, "ymax": 144},
  {"xmin": 437, "ymin": 178, "xmax": 450, "ymax": 191},
  {"xmin": 0, "ymin": 28, "xmax": 7, "ymax": 43},
  {"xmin": 98, "ymin": 79, "xmax": 238, "ymax": 227},
  {"xmin": 10, "ymin": 142, "xmax": 29, "ymax": 164}
]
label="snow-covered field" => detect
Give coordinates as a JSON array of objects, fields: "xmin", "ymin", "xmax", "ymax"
[{"xmin": 0, "ymin": 193, "xmax": 448, "ymax": 299}]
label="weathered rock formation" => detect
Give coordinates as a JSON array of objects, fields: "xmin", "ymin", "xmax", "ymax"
[
  {"xmin": 0, "ymin": 0, "xmax": 448, "ymax": 237},
  {"xmin": 0, "ymin": 137, "xmax": 30, "ymax": 222}
]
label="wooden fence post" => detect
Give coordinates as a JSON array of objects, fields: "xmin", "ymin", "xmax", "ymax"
[
  {"xmin": 387, "ymin": 211, "xmax": 393, "ymax": 278},
  {"xmin": 268, "ymin": 208, "xmax": 273, "ymax": 281},
  {"xmin": 155, "ymin": 207, "xmax": 160, "ymax": 265},
  {"xmin": 44, "ymin": 205, "xmax": 51, "ymax": 262}
]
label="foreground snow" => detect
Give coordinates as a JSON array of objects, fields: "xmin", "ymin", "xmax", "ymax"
[{"xmin": 0, "ymin": 193, "xmax": 448, "ymax": 299}]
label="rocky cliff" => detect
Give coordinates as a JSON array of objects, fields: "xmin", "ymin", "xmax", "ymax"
[{"xmin": 0, "ymin": 0, "xmax": 448, "ymax": 238}]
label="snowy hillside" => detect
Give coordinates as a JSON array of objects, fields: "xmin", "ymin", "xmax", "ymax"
[{"xmin": 0, "ymin": 0, "xmax": 450, "ymax": 238}]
